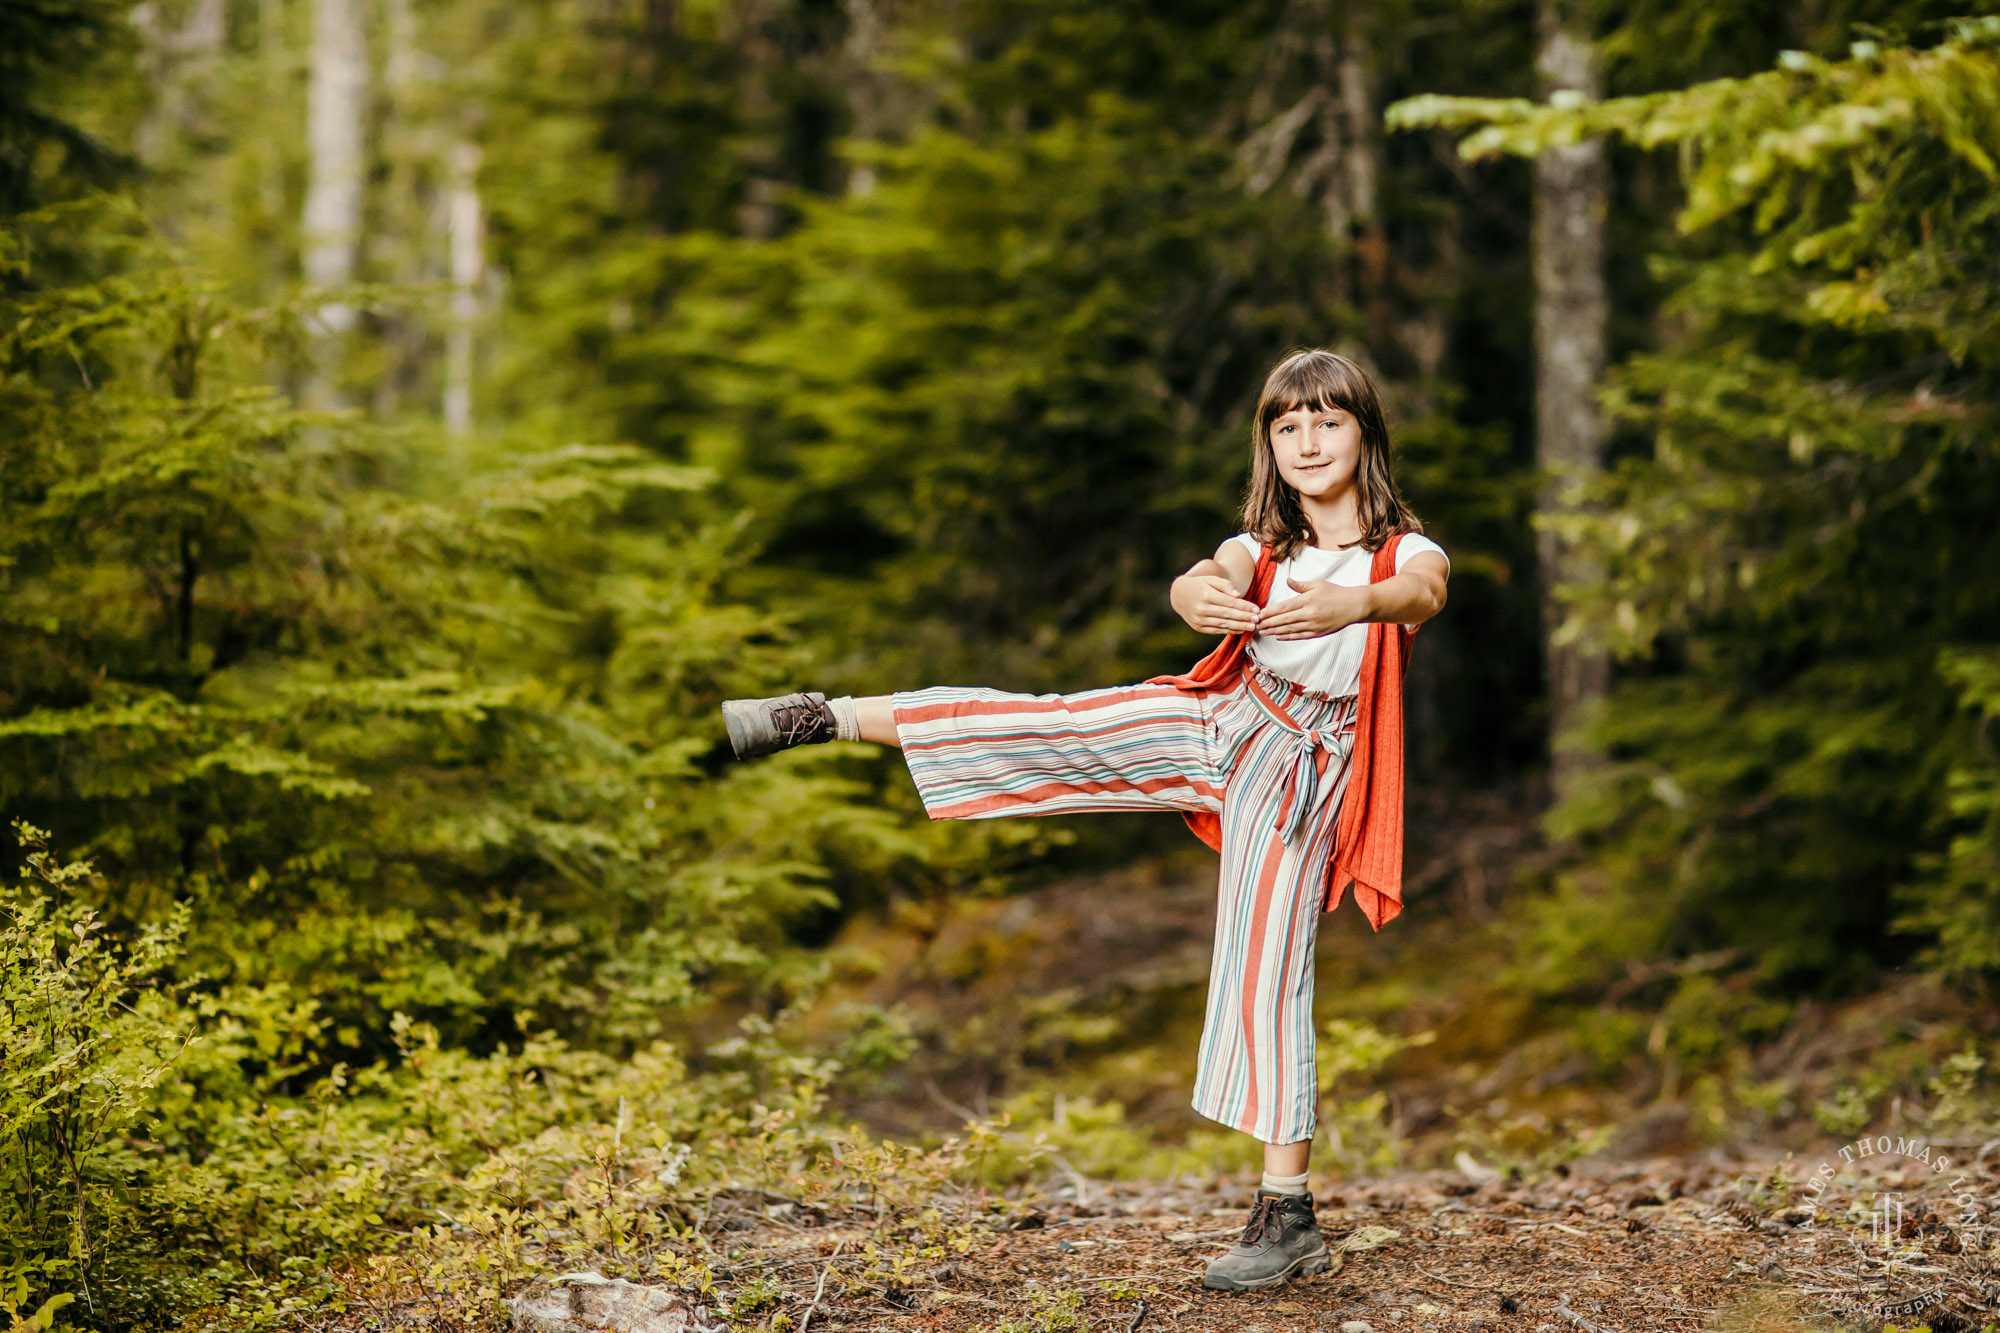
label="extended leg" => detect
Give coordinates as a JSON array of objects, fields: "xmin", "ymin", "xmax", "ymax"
[
  {"xmin": 854, "ymin": 695, "xmax": 899, "ymax": 746},
  {"xmin": 891, "ymin": 682, "xmax": 1224, "ymax": 822},
  {"xmin": 723, "ymin": 683, "xmax": 1224, "ymax": 827}
]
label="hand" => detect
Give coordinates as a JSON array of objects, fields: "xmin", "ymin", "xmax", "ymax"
[
  {"xmin": 1171, "ymin": 573, "xmax": 1260, "ymax": 636},
  {"xmin": 1255, "ymin": 575, "xmax": 1372, "ymax": 640}
]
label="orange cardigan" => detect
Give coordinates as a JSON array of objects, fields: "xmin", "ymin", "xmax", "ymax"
[{"xmin": 1147, "ymin": 534, "xmax": 1416, "ymax": 931}]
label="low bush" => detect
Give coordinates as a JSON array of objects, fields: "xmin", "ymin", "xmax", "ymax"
[{"xmin": 0, "ymin": 823, "xmax": 1015, "ymax": 1331}]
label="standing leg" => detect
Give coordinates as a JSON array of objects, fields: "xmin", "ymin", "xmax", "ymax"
[
  {"xmin": 1190, "ymin": 687, "xmax": 1358, "ymax": 1148},
  {"xmin": 1191, "ymin": 753, "xmax": 1344, "ymax": 1146},
  {"xmin": 1195, "ymin": 685, "xmax": 1357, "ymax": 1293}
]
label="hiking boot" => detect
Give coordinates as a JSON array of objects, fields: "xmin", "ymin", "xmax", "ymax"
[
  {"xmin": 720, "ymin": 691, "xmax": 838, "ymax": 759},
  {"xmin": 1201, "ymin": 1189, "xmax": 1332, "ymax": 1292}
]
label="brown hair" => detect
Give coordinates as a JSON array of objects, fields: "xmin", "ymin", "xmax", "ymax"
[{"xmin": 1241, "ymin": 347, "xmax": 1422, "ymax": 562}]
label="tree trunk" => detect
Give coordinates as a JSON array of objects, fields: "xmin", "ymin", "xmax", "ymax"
[
  {"xmin": 301, "ymin": 0, "xmax": 368, "ymax": 408},
  {"xmin": 1531, "ymin": 0, "xmax": 1610, "ymax": 794},
  {"xmin": 135, "ymin": 0, "xmax": 228, "ymax": 173},
  {"xmin": 843, "ymin": 0, "xmax": 887, "ymax": 195},
  {"xmin": 444, "ymin": 141, "xmax": 483, "ymax": 436},
  {"xmin": 1337, "ymin": 15, "xmax": 1388, "ymax": 340}
]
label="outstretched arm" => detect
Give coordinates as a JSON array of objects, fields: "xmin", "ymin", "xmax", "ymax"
[
  {"xmin": 1369, "ymin": 550, "xmax": 1448, "ymax": 626},
  {"xmin": 1257, "ymin": 550, "xmax": 1449, "ymax": 640},
  {"xmin": 1170, "ymin": 540, "xmax": 1260, "ymax": 634}
]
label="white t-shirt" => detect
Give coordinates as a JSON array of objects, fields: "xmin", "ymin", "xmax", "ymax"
[{"xmin": 1226, "ymin": 531, "xmax": 1449, "ymax": 698}]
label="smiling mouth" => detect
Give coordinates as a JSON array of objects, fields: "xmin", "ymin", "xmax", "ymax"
[{"xmin": 1297, "ymin": 462, "xmax": 1329, "ymax": 472}]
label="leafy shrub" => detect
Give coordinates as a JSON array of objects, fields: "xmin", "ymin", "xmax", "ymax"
[
  {"xmin": 0, "ymin": 822, "xmax": 193, "ymax": 1325},
  {"xmin": 0, "ymin": 823, "xmax": 1028, "ymax": 1330}
]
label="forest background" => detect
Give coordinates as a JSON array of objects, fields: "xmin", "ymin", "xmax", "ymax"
[{"xmin": 3, "ymin": 0, "xmax": 1999, "ymax": 1326}]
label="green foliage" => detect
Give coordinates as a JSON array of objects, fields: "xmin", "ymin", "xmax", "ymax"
[
  {"xmin": 15, "ymin": 0, "xmax": 2000, "ymax": 1325},
  {"xmin": 0, "ymin": 0, "xmax": 127, "ymax": 213},
  {"xmin": 0, "ymin": 822, "xmax": 190, "ymax": 1323},
  {"xmin": 996, "ymin": 1286, "xmax": 1088, "ymax": 1333},
  {"xmin": 0, "ymin": 824, "xmax": 1031, "ymax": 1327},
  {"xmin": 1901, "ymin": 648, "xmax": 2000, "ymax": 974},
  {"xmin": 1393, "ymin": 19, "xmax": 2000, "ymax": 991},
  {"xmin": 654, "ymin": 112, "xmax": 1346, "ymax": 692},
  {"xmin": 1317, "ymin": 1018, "xmax": 1438, "ymax": 1173},
  {"xmin": 0, "ymin": 207, "xmax": 919, "ymax": 1052},
  {"xmin": 537, "ymin": 0, "xmax": 1545, "ymax": 763}
]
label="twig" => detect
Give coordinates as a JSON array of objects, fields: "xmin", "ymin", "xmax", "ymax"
[
  {"xmin": 1050, "ymin": 1152, "xmax": 1092, "ymax": 1208},
  {"xmin": 922, "ymin": 1076, "xmax": 994, "ymax": 1128},
  {"xmin": 797, "ymin": 1239, "xmax": 841, "ymax": 1333},
  {"xmin": 1554, "ymin": 1291, "xmax": 1621, "ymax": 1333},
  {"xmin": 1414, "ymin": 1263, "xmax": 1489, "ymax": 1291},
  {"xmin": 738, "ymin": 1252, "xmax": 868, "ymax": 1273},
  {"xmin": 1126, "ymin": 1298, "xmax": 1149, "ymax": 1332}
]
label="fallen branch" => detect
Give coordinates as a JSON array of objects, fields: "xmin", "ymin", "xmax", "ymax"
[
  {"xmin": 1553, "ymin": 1291, "xmax": 1621, "ymax": 1333},
  {"xmin": 1414, "ymin": 1264, "xmax": 1489, "ymax": 1291},
  {"xmin": 796, "ymin": 1240, "xmax": 841, "ymax": 1333},
  {"xmin": 1165, "ymin": 1226, "xmax": 1242, "ymax": 1242}
]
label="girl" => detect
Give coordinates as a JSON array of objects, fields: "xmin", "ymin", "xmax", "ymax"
[{"xmin": 720, "ymin": 348, "xmax": 1449, "ymax": 1292}]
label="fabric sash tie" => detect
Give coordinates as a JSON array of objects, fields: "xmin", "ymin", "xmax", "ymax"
[{"xmin": 1244, "ymin": 669, "xmax": 1358, "ymax": 846}]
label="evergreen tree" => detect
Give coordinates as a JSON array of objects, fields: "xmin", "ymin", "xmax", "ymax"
[
  {"xmin": 0, "ymin": 212, "xmax": 895, "ymax": 1054},
  {"xmin": 1393, "ymin": 16, "xmax": 2000, "ymax": 991},
  {"xmin": 0, "ymin": 0, "xmax": 128, "ymax": 213}
]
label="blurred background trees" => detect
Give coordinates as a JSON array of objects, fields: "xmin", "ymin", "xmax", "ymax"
[{"xmin": 3, "ymin": 0, "xmax": 1998, "ymax": 1322}]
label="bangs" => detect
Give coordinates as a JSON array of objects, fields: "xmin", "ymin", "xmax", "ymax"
[
  {"xmin": 1241, "ymin": 345, "xmax": 1417, "ymax": 556},
  {"xmin": 1257, "ymin": 352, "xmax": 1367, "ymax": 429}
]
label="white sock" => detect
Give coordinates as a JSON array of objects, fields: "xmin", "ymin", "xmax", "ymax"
[
  {"xmin": 1261, "ymin": 1170, "xmax": 1310, "ymax": 1197},
  {"xmin": 827, "ymin": 695, "xmax": 860, "ymax": 743}
]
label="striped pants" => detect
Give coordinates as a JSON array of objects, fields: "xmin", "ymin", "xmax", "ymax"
[{"xmin": 892, "ymin": 664, "xmax": 1358, "ymax": 1145}]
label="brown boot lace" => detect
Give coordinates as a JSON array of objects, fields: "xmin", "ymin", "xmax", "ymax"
[
  {"xmin": 1237, "ymin": 1195, "xmax": 1283, "ymax": 1248},
  {"xmin": 769, "ymin": 694, "xmax": 836, "ymax": 747}
]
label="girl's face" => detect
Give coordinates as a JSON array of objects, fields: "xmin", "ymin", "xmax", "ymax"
[{"xmin": 1266, "ymin": 402, "xmax": 1361, "ymax": 498}]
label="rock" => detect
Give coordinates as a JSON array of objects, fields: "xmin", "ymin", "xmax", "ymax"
[
  {"xmin": 1339, "ymin": 1322, "xmax": 1375, "ymax": 1333},
  {"xmin": 1338, "ymin": 1225, "xmax": 1402, "ymax": 1251},
  {"xmin": 509, "ymin": 1273, "xmax": 705, "ymax": 1333}
]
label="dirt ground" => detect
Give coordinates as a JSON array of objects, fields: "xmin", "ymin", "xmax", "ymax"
[{"xmin": 691, "ymin": 1146, "xmax": 2000, "ymax": 1333}]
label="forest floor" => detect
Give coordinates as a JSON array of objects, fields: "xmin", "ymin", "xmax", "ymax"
[
  {"xmin": 650, "ymin": 1143, "xmax": 2000, "ymax": 1333},
  {"xmin": 477, "ymin": 801, "xmax": 2000, "ymax": 1333}
]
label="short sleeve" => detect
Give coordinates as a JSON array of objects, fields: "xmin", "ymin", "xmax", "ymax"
[
  {"xmin": 1227, "ymin": 532, "xmax": 1261, "ymax": 561},
  {"xmin": 1393, "ymin": 532, "xmax": 1448, "ymax": 573}
]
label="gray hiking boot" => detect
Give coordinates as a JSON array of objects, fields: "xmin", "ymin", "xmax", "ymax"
[
  {"xmin": 720, "ymin": 691, "xmax": 838, "ymax": 760},
  {"xmin": 1201, "ymin": 1189, "xmax": 1331, "ymax": 1292}
]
